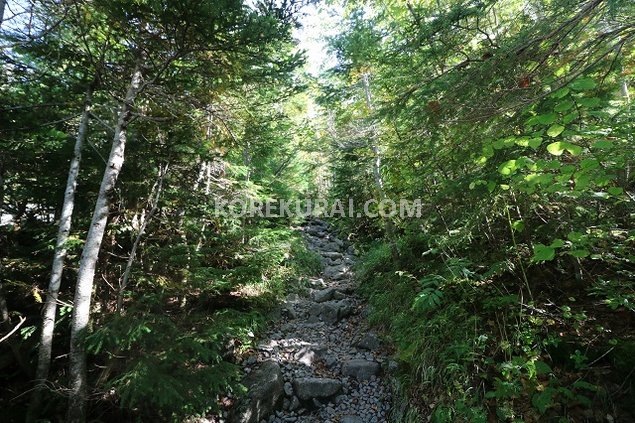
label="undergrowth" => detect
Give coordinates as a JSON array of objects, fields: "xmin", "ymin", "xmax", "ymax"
[{"xmin": 357, "ymin": 231, "xmax": 635, "ymax": 422}]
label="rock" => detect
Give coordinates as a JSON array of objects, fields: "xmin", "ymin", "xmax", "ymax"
[
  {"xmin": 289, "ymin": 396, "xmax": 301, "ymax": 411},
  {"xmin": 231, "ymin": 360, "xmax": 284, "ymax": 423},
  {"xmin": 324, "ymin": 241, "xmax": 341, "ymax": 252},
  {"xmin": 283, "ymin": 304, "xmax": 298, "ymax": 320},
  {"xmin": 313, "ymin": 287, "xmax": 335, "ymax": 303},
  {"xmin": 294, "ymin": 345, "xmax": 326, "ymax": 367},
  {"xmin": 357, "ymin": 332, "xmax": 381, "ymax": 351},
  {"xmin": 286, "ymin": 293, "xmax": 301, "ymax": 302},
  {"xmin": 341, "ymin": 360, "xmax": 380, "ymax": 380},
  {"xmin": 384, "ymin": 359, "xmax": 398, "ymax": 374},
  {"xmin": 284, "ymin": 381, "xmax": 293, "ymax": 397},
  {"xmin": 321, "ymin": 251, "xmax": 342, "ymax": 259},
  {"xmin": 320, "ymin": 302, "xmax": 340, "ymax": 324},
  {"xmin": 292, "ymin": 378, "xmax": 342, "ymax": 400},
  {"xmin": 341, "ymin": 416, "xmax": 364, "ymax": 423},
  {"xmin": 309, "ymin": 300, "xmax": 353, "ymax": 324},
  {"xmin": 308, "ymin": 278, "xmax": 326, "ymax": 288},
  {"xmin": 308, "ymin": 303, "xmax": 322, "ymax": 317},
  {"xmin": 324, "ymin": 264, "xmax": 347, "ymax": 279},
  {"xmin": 332, "ymin": 290, "xmax": 346, "ymax": 300},
  {"xmin": 323, "ymin": 354, "xmax": 337, "ymax": 368}
]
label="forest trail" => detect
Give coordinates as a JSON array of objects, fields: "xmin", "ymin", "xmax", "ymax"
[{"xmin": 226, "ymin": 219, "xmax": 393, "ymax": 423}]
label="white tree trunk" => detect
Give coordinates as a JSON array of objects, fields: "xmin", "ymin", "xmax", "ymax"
[
  {"xmin": 362, "ymin": 72, "xmax": 395, "ymax": 240},
  {"xmin": 116, "ymin": 163, "xmax": 167, "ymax": 313},
  {"xmin": 27, "ymin": 85, "xmax": 93, "ymax": 422},
  {"xmin": 67, "ymin": 64, "xmax": 143, "ymax": 423}
]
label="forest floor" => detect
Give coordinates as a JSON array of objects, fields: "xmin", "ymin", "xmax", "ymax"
[{"xmin": 216, "ymin": 219, "xmax": 394, "ymax": 423}]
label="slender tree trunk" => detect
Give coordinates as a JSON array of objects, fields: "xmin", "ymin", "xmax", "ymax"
[
  {"xmin": 361, "ymin": 73, "xmax": 396, "ymax": 243},
  {"xmin": 622, "ymin": 79, "xmax": 631, "ymax": 103},
  {"xmin": 116, "ymin": 163, "xmax": 167, "ymax": 313},
  {"xmin": 67, "ymin": 63, "xmax": 143, "ymax": 423},
  {"xmin": 27, "ymin": 85, "xmax": 94, "ymax": 423}
]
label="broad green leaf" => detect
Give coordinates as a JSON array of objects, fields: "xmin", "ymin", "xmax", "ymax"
[
  {"xmin": 554, "ymin": 100, "xmax": 574, "ymax": 112},
  {"xmin": 569, "ymin": 249, "xmax": 590, "ymax": 258},
  {"xmin": 562, "ymin": 112, "xmax": 578, "ymax": 124},
  {"xmin": 567, "ymin": 231, "xmax": 584, "ymax": 242},
  {"xmin": 565, "ymin": 143, "xmax": 582, "ymax": 156},
  {"xmin": 578, "ymin": 97, "xmax": 601, "ymax": 108},
  {"xmin": 535, "ymin": 361, "xmax": 553, "ymax": 375},
  {"xmin": 560, "ymin": 164, "xmax": 576, "ymax": 177},
  {"xmin": 528, "ymin": 137, "xmax": 542, "ymax": 149},
  {"xmin": 592, "ymin": 140, "xmax": 613, "ymax": 149},
  {"xmin": 607, "ymin": 187, "xmax": 623, "ymax": 196},
  {"xmin": 512, "ymin": 220, "xmax": 525, "ymax": 232},
  {"xmin": 536, "ymin": 113, "xmax": 557, "ymax": 125},
  {"xmin": 547, "ymin": 141, "xmax": 565, "ymax": 155},
  {"xmin": 580, "ymin": 158, "xmax": 599, "ymax": 170},
  {"xmin": 498, "ymin": 160, "xmax": 518, "ymax": 175},
  {"xmin": 533, "ymin": 244, "xmax": 555, "ymax": 262},
  {"xmin": 574, "ymin": 173, "xmax": 592, "ymax": 190},
  {"xmin": 552, "ymin": 87, "xmax": 570, "ymax": 98},
  {"xmin": 550, "ymin": 239, "xmax": 565, "ymax": 248},
  {"xmin": 547, "ymin": 124, "xmax": 565, "ymax": 138},
  {"xmin": 569, "ymin": 77, "xmax": 596, "ymax": 91}
]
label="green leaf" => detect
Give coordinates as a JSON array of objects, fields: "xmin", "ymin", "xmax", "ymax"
[
  {"xmin": 580, "ymin": 158, "xmax": 599, "ymax": 170},
  {"xmin": 528, "ymin": 137, "xmax": 542, "ymax": 149},
  {"xmin": 554, "ymin": 100, "xmax": 574, "ymax": 112},
  {"xmin": 577, "ymin": 97, "xmax": 601, "ymax": 108},
  {"xmin": 574, "ymin": 173, "xmax": 592, "ymax": 190},
  {"xmin": 535, "ymin": 361, "xmax": 552, "ymax": 375},
  {"xmin": 569, "ymin": 77, "xmax": 596, "ymax": 91},
  {"xmin": 498, "ymin": 160, "xmax": 518, "ymax": 176},
  {"xmin": 592, "ymin": 140, "xmax": 613, "ymax": 149},
  {"xmin": 532, "ymin": 389, "xmax": 554, "ymax": 414},
  {"xmin": 552, "ymin": 87, "xmax": 570, "ymax": 98},
  {"xmin": 546, "ymin": 124, "xmax": 565, "ymax": 138},
  {"xmin": 565, "ymin": 143, "xmax": 582, "ymax": 156},
  {"xmin": 562, "ymin": 112, "xmax": 578, "ymax": 124},
  {"xmin": 512, "ymin": 220, "xmax": 525, "ymax": 232},
  {"xmin": 607, "ymin": 187, "xmax": 623, "ymax": 196},
  {"xmin": 550, "ymin": 239, "xmax": 565, "ymax": 248},
  {"xmin": 570, "ymin": 249, "xmax": 590, "ymax": 258},
  {"xmin": 567, "ymin": 231, "xmax": 584, "ymax": 242},
  {"xmin": 547, "ymin": 141, "xmax": 565, "ymax": 155},
  {"xmin": 536, "ymin": 113, "xmax": 557, "ymax": 125},
  {"xmin": 533, "ymin": 244, "xmax": 555, "ymax": 262}
]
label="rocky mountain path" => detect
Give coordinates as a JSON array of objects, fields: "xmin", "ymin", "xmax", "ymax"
[{"xmin": 230, "ymin": 219, "xmax": 394, "ymax": 423}]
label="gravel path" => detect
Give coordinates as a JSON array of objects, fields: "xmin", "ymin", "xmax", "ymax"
[{"xmin": 224, "ymin": 219, "xmax": 394, "ymax": 423}]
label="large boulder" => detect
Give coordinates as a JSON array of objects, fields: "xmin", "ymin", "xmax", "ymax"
[
  {"xmin": 230, "ymin": 360, "xmax": 284, "ymax": 423},
  {"xmin": 356, "ymin": 332, "xmax": 381, "ymax": 351},
  {"xmin": 321, "ymin": 251, "xmax": 343, "ymax": 259},
  {"xmin": 324, "ymin": 264, "xmax": 348, "ymax": 280},
  {"xmin": 293, "ymin": 377, "xmax": 342, "ymax": 401},
  {"xmin": 312, "ymin": 287, "xmax": 335, "ymax": 303},
  {"xmin": 341, "ymin": 359, "xmax": 380, "ymax": 380},
  {"xmin": 319, "ymin": 299, "xmax": 353, "ymax": 324}
]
